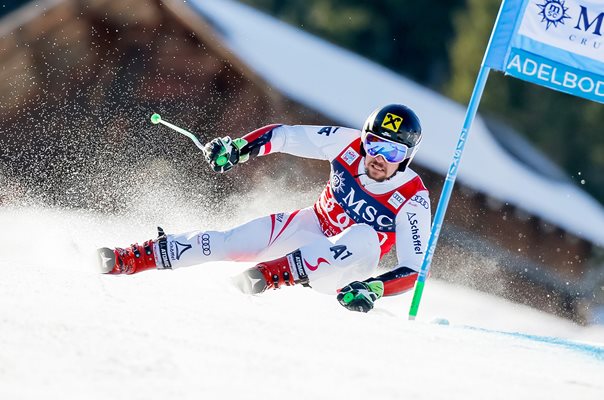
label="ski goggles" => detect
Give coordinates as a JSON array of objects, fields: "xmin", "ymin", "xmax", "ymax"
[{"xmin": 363, "ymin": 132, "xmax": 409, "ymax": 163}]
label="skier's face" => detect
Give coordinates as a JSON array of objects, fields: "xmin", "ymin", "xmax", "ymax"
[{"xmin": 364, "ymin": 154, "xmax": 400, "ymax": 181}]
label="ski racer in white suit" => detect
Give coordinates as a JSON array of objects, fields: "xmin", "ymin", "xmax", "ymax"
[{"xmin": 98, "ymin": 104, "xmax": 432, "ymax": 313}]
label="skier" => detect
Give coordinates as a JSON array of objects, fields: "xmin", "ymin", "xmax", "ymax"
[{"xmin": 98, "ymin": 104, "xmax": 431, "ymax": 313}]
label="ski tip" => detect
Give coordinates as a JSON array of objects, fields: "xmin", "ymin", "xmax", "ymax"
[
  {"xmin": 97, "ymin": 247, "xmax": 116, "ymax": 274},
  {"xmin": 232, "ymin": 268, "xmax": 267, "ymax": 295}
]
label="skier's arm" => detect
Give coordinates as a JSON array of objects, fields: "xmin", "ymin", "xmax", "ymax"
[
  {"xmin": 205, "ymin": 124, "xmax": 358, "ymax": 172},
  {"xmin": 204, "ymin": 124, "xmax": 281, "ymax": 173},
  {"xmin": 372, "ymin": 191, "xmax": 432, "ymax": 296},
  {"xmin": 265, "ymin": 125, "xmax": 359, "ymax": 160},
  {"xmin": 366, "ymin": 266, "xmax": 419, "ymax": 296}
]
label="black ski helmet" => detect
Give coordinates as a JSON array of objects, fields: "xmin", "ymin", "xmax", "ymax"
[{"xmin": 361, "ymin": 104, "xmax": 423, "ymax": 171}]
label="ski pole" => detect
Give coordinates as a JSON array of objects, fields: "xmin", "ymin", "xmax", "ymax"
[{"xmin": 150, "ymin": 113, "xmax": 227, "ymax": 167}]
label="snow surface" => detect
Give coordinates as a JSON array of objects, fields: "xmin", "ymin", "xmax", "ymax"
[
  {"xmin": 187, "ymin": 0, "xmax": 604, "ymax": 247},
  {"xmin": 1, "ymin": 200, "xmax": 603, "ymax": 400}
]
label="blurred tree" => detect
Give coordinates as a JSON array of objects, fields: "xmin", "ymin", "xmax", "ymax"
[
  {"xmin": 0, "ymin": 0, "xmax": 29, "ymax": 18},
  {"xmin": 447, "ymin": 0, "xmax": 604, "ymax": 204},
  {"xmin": 241, "ymin": 0, "xmax": 464, "ymax": 88}
]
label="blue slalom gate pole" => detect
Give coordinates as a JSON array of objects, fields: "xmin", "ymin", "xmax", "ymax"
[
  {"xmin": 408, "ymin": 65, "xmax": 492, "ymax": 320},
  {"xmin": 406, "ymin": 0, "xmax": 516, "ymax": 320}
]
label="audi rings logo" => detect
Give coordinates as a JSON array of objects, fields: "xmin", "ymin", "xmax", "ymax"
[
  {"xmin": 200, "ymin": 233, "xmax": 212, "ymax": 256},
  {"xmin": 411, "ymin": 195, "xmax": 429, "ymax": 210}
]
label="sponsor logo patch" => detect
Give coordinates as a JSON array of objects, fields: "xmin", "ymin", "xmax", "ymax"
[
  {"xmin": 288, "ymin": 250, "xmax": 308, "ymax": 281},
  {"xmin": 387, "ymin": 191, "xmax": 406, "ymax": 209},
  {"xmin": 406, "ymin": 212, "xmax": 423, "ymax": 254},
  {"xmin": 158, "ymin": 237, "xmax": 172, "ymax": 269},
  {"xmin": 329, "ymin": 245, "xmax": 352, "ymax": 261},
  {"xmin": 381, "ymin": 113, "xmax": 403, "ymax": 132},
  {"xmin": 336, "ymin": 186, "xmax": 395, "ymax": 230},
  {"xmin": 341, "ymin": 147, "xmax": 359, "ymax": 166},
  {"xmin": 199, "ymin": 233, "xmax": 211, "ymax": 256},
  {"xmin": 537, "ymin": 0, "xmax": 571, "ymax": 30},
  {"xmin": 174, "ymin": 241, "xmax": 192, "ymax": 260},
  {"xmin": 411, "ymin": 195, "xmax": 429, "ymax": 209}
]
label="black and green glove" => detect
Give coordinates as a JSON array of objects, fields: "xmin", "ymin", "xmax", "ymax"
[
  {"xmin": 204, "ymin": 136, "xmax": 249, "ymax": 173},
  {"xmin": 337, "ymin": 280, "xmax": 384, "ymax": 313}
]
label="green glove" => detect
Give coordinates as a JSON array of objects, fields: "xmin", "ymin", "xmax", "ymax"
[
  {"xmin": 337, "ymin": 280, "xmax": 384, "ymax": 313},
  {"xmin": 204, "ymin": 136, "xmax": 248, "ymax": 173}
]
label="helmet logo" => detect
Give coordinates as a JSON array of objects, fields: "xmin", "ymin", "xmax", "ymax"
[{"xmin": 381, "ymin": 113, "xmax": 403, "ymax": 132}]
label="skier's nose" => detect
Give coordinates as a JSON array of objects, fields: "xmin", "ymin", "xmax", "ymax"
[{"xmin": 375, "ymin": 154, "xmax": 388, "ymax": 164}]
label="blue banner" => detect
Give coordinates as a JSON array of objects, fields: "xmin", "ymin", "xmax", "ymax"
[{"xmin": 485, "ymin": 0, "xmax": 604, "ymax": 103}]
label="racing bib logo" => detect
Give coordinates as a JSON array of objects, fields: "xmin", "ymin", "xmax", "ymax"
[
  {"xmin": 331, "ymin": 170, "xmax": 346, "ymax": 193},
  {"xmin": 341, "ymin": 147, "xmax": 359, "ymax": 165},
  {"xmin": 387, "ymin": 191, "xmax": 406, "ymax": 209},
  {"xmin": 342, "ymin": 187, "xmax": 394, "ymax": 229},
  {"xmin": 381, "ymin": 113, "xmax": 403, "ymax": 132}
]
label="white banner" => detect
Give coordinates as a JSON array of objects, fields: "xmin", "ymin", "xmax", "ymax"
[{"xmin": 517, "ymin": 0, "xmax": 604, "ymax": 63}]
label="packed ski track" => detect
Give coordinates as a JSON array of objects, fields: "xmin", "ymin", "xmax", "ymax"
[{"xmin": 1, "ymin": 203, "xmax": 603, "ymax": 400}]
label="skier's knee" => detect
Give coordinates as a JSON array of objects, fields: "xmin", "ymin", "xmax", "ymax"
[{"xmin": 336, "ymin": 223, "xmax": 380, "ymax": 262}]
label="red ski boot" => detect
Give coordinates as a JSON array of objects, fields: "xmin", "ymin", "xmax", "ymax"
[
  {"xmin": 234, "ymin": 250, "xmax": 309, "ymax": 294},
  {"xmin": 97, "ymin": 228, "xmax": 166, "ymax": 275}
]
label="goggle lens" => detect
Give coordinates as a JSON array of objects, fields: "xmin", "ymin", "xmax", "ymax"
[{"xmin": 363, "ymin": 133, "xmax": 408, "ymax": 163}]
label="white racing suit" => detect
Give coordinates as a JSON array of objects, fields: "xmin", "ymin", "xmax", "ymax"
[{"xmin": 156, "ymin": 124, "xmax": 432, "ymax": 295}]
